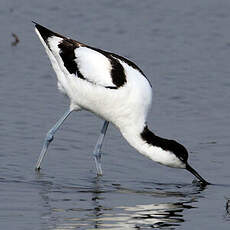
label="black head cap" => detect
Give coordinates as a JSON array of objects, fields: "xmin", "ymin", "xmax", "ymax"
[{"xmin": 141, "ymin": 125, "xmax": 189, "ymax": 164}]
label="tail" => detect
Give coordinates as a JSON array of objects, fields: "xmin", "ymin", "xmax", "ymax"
[
  {"xmin": 33, "ymin": 22, "xmax": 84, "ymax": 80},
  {"xmin": 33, "ymin": 21, "xmax": 66, "ymax": 46}
]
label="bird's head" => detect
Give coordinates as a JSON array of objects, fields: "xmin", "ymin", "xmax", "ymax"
[{"xmin": 141, "ymin": 126, "xmax": 210, "ymax": 185}]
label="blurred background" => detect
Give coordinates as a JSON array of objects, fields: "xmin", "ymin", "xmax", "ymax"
[{"xmin": 0, "ymin": 0, "xmax": 230, "ymax": 229}]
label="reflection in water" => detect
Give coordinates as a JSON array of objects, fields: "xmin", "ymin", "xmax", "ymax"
[
  {"xmin": 88, "ymin": 202, "xmax": 193, "ymax": 229},
  {"xmin": 35, "ymin": 176, "xmax": 205, "ymax": 230},
  {"xmin": 51, "ymin": 200, "xmax": 193, "ymax": 229}
]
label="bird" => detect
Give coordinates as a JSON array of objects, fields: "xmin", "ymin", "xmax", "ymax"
[{"xmin": 33, "ymin": 22, "xmax": 210, "ymax": 185}]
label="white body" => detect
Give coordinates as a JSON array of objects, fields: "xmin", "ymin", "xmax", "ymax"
[{"xmin": 35, "ymin": 28, "xmax": 185, "ymax": 169}]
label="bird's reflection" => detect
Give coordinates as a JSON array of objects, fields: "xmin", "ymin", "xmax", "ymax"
[
  {"xmin": 35, "ymin": 175, "xmax": 205, "ymax": 229},
  {"xmin": 90, "ymin": 202, "xmax": 194, "ymax": 229}
]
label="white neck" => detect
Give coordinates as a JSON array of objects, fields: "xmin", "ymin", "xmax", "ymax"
[{"xmin": 119, "ymin": 124, "xmax": 186, "ymax": 169}]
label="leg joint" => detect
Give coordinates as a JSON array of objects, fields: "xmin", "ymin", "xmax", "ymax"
[{"xmin": 45, "ymin": 132, "xmax": 54, "ymax": 143}]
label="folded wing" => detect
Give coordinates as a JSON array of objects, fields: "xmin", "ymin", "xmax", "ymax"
[{"xmin": 34, "ymin": 23, "xmax": 127, "ymax": 89}]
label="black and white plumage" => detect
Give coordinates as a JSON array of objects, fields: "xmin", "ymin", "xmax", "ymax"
[{"xmin": 34, "ymin": 22, "xmax": 209, "ymax": 185}]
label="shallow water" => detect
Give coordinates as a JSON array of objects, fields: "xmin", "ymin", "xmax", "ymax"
[{"xmin": 0, "ymin": 0, "xmax": 230, "ymax": 229}]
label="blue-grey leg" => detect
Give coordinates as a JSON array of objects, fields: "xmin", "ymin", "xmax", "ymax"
[
  {"xmin": 93, "ymin": 120, "xmax": 109, "ymax": 175},
  {"xmin": 35, "ymin": 109, "xmax": 72, "ymax": 170}
]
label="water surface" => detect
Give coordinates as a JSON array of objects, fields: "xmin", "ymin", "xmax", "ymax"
[{"xmin": 0, "ymin": 0, "xmax": 230, "ymax": 229}]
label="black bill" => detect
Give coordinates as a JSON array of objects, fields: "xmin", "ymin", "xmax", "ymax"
[{"xmin": 186, "ymin": 164, "xmax": 211, "ymax": 186}]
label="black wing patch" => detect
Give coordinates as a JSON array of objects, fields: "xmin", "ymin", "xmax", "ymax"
[
  {"xmin": 109, "ymin": 56, "xmax": 126, "ymax": 87},
  {"xmin": 58, "ymin": 40, "xmax": 85, "ymax": 79},
  {"xmin": 84, "ymin": 46, "xmax": 127, "ymax": 88}
]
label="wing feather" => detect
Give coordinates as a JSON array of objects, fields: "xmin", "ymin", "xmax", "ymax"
[{"xmin": 34, "ymin": 23, "xmax": 148, "ymax": 89}]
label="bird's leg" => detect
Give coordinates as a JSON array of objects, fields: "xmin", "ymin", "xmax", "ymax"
[
  {"xmin": 93, "ymin": 120, "xmax": 109, "ymax": 176},
  {"xmin": 35, "ymin": 109, "xmax": 72, "ymax": 171}
]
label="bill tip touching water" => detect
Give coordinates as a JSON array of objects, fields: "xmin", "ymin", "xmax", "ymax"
[{"xmin": 33, "ymin": 22, "xmax": 210, "ymax": 186}]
